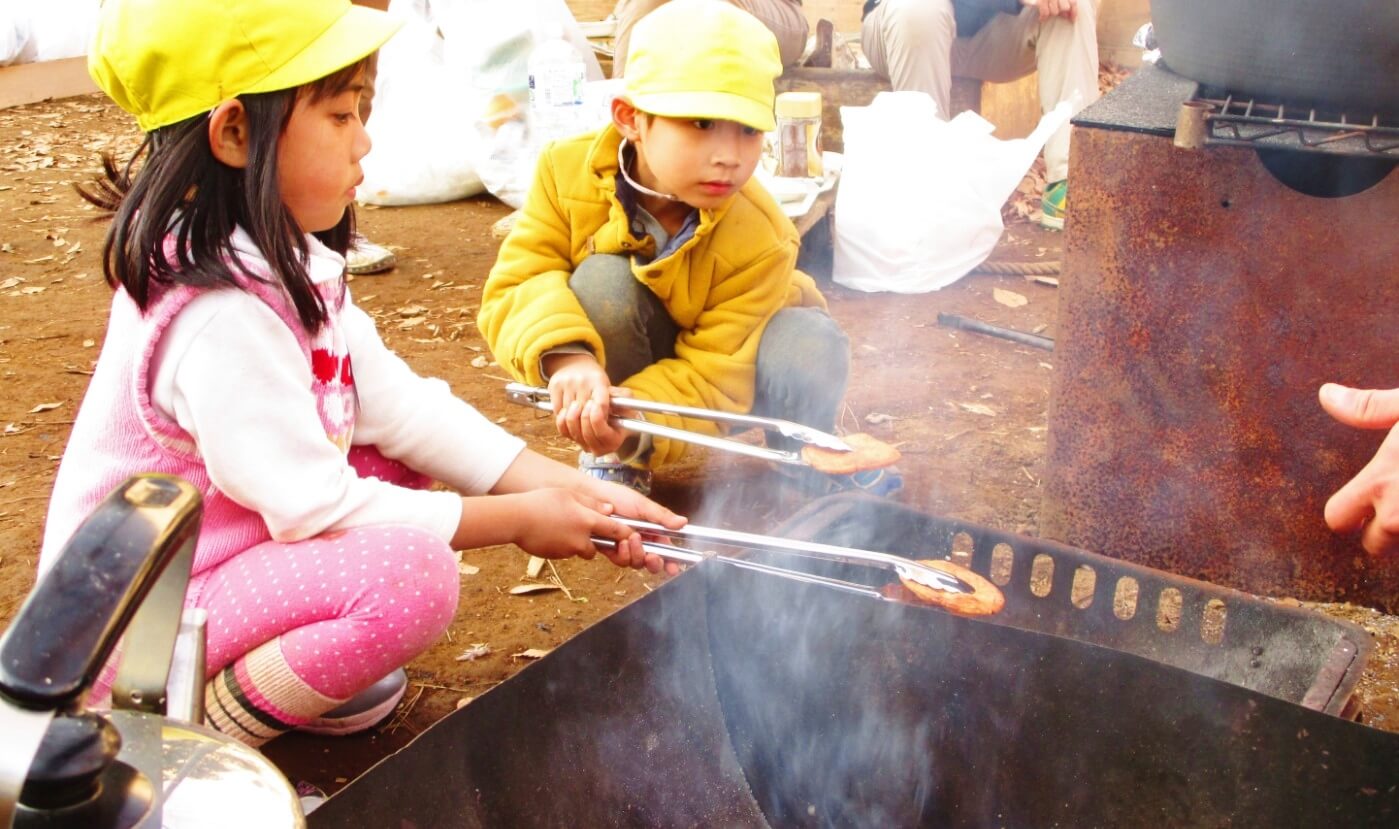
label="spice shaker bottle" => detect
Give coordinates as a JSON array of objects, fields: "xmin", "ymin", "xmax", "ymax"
[{"xmin": 775, "ymin": 91, "xmax": 823, "ymax": 178}]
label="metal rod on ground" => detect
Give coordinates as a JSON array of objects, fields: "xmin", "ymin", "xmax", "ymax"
[
  {"xmin": 970, "ymin": 260, "xmax": 1061, "ymax": 277},
  {"xmin": 936, "ymin": 312, "xmax": 1055, "ymax": 351}
]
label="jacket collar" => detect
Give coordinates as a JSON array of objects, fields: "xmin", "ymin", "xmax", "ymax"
[{"xmin": 584, "ymin": 125, "xmax": 736, "ymax": 233}]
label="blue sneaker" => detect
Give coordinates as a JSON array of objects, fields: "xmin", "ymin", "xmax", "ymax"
[
  {"xmin": 579, "ymin": 452, "xmax": 653, "ymax": 495},
  {"xmin": 775, "ymin": 462, "xmax": 903, "ymax": 498},
  {"xmin": 823, "ymin": 465, "xmax": 904, "ymax": 497}
]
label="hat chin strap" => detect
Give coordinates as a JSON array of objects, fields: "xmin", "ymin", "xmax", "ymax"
[{"xmin": 618, "ymin": 138, "xmax": 679, "ymax": 202}]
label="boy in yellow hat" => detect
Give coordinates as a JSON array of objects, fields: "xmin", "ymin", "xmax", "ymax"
[{"xmin": 481, "ymin": 0, "xmax": 898, "ymax": 497}]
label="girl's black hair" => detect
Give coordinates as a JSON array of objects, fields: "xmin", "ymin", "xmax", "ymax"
[{"xmin": 77, "ymin": 59, "xmax": 368, "ymax": 334}]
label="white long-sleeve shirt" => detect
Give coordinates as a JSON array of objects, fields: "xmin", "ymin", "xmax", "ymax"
[{"xmin": 148, "ymin": 231, "xmax": 524, "ymax": 545}]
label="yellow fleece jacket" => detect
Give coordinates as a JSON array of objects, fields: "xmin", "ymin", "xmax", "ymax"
[{"xmin": 479, "ymin": 125, "xmax": 827, "ymax": 467}]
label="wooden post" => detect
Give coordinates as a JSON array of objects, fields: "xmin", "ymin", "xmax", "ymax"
[
  {"xmin": 0, "ymin": 57, "xmax": 98, "ymax": 110},
  {"xmin": 1097, "ymin": 0, "xmax": 1152, "ymax": 68}
]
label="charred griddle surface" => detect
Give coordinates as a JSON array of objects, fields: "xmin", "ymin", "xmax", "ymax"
[{"xmin": 314, "ymin": 562, "xmax": 1399, "ymax": 828}]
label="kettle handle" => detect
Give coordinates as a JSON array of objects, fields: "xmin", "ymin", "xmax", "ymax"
[{"xmin": 0, "ymin": 475, "xmax": 202, "ymax": 711}]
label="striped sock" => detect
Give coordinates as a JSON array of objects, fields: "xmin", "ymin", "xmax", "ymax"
[{"xmin": 204, "ymin": 639, "xmax": 344, "ymax": 747}]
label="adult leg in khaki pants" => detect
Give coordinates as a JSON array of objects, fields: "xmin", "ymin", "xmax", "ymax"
[
  {"xmin": 612, "ymin": 0, "xmax": 809, "ymax": 76},
  {"xmin": 862, "ymin": 0, "xmax": 1099, "ymax": 184}
]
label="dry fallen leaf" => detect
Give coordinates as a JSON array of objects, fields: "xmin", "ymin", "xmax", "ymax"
[
  {"xmin": 28, "ymin": 402, "xmax": 62, "ymax": 413},
  {"xmin": 993, "ymin": 288, "xmax": 1028, "ymax": 308},
  {"xmin": 470, "ymin": 355, "xmax": 490, "ymax": 368},
  {"xmin": 865, "ymin": 412, "xmax": 898, "ymax": 425},
  {"xmin": 455, "ymin": 643, "xmax": 492, "ymax": 662},
  {"xmin": 511, "ymin": 648, "xmax": 551, "ymax": 660},
  {"xmin": 958, "ymin": 402, "xmax": 998, "ymax": 417},
  {"xmin": 458, "ymin": 562, "xmax": 480, "ymax": 576},
  {"xmin": 0, "ymin": 277, "xmax": 22, "ymax": 289},
  {"xmin": 509, "ymin": 583, "xmax": 562, "ymax": 596}
]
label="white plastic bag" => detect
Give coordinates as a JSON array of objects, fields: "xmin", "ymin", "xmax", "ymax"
[
  {"xmin": 435, "ymin": 0, "xmax": 605, "ymax": 209},
  {"xmin": 1, "ymin": 0, "xmax": 98, "ymax": 65},
  {"xmin": 358, "ymin": 0, "xmax": 485, "ymax": 205},
  {"xmin": 831, "ymin": 92, "xmax": 1070, "ymax": 293}
]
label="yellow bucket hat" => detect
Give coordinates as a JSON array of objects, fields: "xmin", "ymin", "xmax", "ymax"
[
  {"xmin": 89, "ymin": 0, "xmax": 403, "ymax": 132},
  {"xmin": 623, "ymin": 0, "xmax": 782, "ymax": 133}
]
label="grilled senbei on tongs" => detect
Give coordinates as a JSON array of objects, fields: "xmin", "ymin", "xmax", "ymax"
[
  {"xmin": 899, "ymin": 559, "xmax": 1005, "ymax": 616},
  {"xmin": 800, "ymin": 433, "xmax": 900, "ymax": 474}
]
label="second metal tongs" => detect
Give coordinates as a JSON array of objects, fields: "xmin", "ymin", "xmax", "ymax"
[
  {"xmin": 612, "ymin": 517, "xmax": 970, "ymax": 596},
  {"xmin": 505, "ymin": 383, "xmax": 850, "ymax": 466}
]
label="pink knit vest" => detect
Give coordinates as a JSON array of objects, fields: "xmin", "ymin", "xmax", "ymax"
[{"xmin": 41, "ymin": 254, "xmax": 355, "ymax": 580}]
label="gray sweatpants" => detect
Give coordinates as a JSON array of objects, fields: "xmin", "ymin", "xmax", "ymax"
[
  {"xmin": 569, "ymin": 254, "xmax": 850, "ymax": 451},
  {"xmin": 861, "ymin": 0, "xmax": 1101, "ymax": 182},
  {"xmin": 611, "ymin": 0, "xmax": 810, "ymax": 76}
]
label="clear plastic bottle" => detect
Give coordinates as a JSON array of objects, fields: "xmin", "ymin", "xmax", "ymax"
[{"xmin": 527, "ymin": 18, "xmax": 588, "ymax": 147}]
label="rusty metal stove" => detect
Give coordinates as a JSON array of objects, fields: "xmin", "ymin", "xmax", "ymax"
[{"xmin": 1042, "ymin": 64, "xmax": 1399, "ymax": 610}]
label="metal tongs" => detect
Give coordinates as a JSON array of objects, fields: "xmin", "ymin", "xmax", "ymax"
[
  {"xmin": 505, "ymin": 383, "xmax": 850, "ymax": 465},
  {"xmin": 598, "ymin": 518, "xmax": 971, "ymax": 598}
]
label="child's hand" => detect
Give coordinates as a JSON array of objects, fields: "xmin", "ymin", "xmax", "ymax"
[
  {"xmin": 546, "ymin": 354, "xmax": 630, "ymax": 456},
  {"xmin": 509, "ymin": 488, "xmax": 674, "ymax": 573},
  {"xmin": 582, "ymin": 478, "xmax": 688, "ymax": 576}
]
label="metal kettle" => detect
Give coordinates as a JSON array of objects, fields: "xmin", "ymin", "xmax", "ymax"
[{"xmin": 0, "ymin": 475, "xmax": 304, "ymax": 829}]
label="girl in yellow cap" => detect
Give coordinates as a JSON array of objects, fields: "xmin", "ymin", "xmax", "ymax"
[
  {"xmin": 44, "ymin": 0, "xmax": 683, "ymax": 748},
  {"xmin": 481, "ymin": 0, "xmax": 899, "ymax": 498}
]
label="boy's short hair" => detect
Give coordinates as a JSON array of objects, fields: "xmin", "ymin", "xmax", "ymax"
[{"xmin": 623, "ymin": 0, "xmax": 782, "ymax": 132}]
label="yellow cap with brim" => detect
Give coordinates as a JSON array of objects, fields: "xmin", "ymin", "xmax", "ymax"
[
  {"xmin": 90, "ymin": 0, "xmax": 403, "ymax": 132},
  {"xmin": 623, "ymin": 0, "xmax": 782, "ymax": 133}
]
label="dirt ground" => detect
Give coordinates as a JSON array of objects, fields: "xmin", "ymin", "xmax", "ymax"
[{"xmin": 1, "ymin": 94, "xmax": 1396, "ymax": 799}]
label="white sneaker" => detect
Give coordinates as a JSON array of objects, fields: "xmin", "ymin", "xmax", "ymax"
[
  {"xmin": 300, "ymin": 668, "xmax": 407, "ymax": 736},
  {"xmin": 346, "ymin": 232, "xmax": 396, "ymax": 275}
]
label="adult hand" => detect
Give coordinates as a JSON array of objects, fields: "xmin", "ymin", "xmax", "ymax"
[
  {"xmin": 1319, "ymin": 383, "xmax": 1399, "ymax": 556},
  {"xmin": 1021, "ymin": 0, "xmax": 1077, "ymax": 22},
  {"xmin": 544, "ymin": 353, "xmax": 630, "ymax": 456}
]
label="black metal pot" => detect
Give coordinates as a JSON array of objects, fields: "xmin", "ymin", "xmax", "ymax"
[{"xmin": 1152, "ymin": 0, "xmax": 1399, "ymax": 115}]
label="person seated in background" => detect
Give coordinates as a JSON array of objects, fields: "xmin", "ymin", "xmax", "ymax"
[
  {"xmin": 610, "ymin": 0, "xmax": 809, "ymax": 77},
  {"xmin": 860, "ymin": 0, "xmax": 1100, "ymax": 230},
  {"xmin": 1319, "ymin": 383, "xmax": 1399, "ymax": 557},
  {"xmin": 481, "ymin": 0, "xmax": 900, "ymax": 498}
]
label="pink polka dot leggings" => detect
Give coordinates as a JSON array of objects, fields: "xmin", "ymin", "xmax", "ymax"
[{"xmin": 190, "ymin": 447, "xmax": 460, "ymax": 743}]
